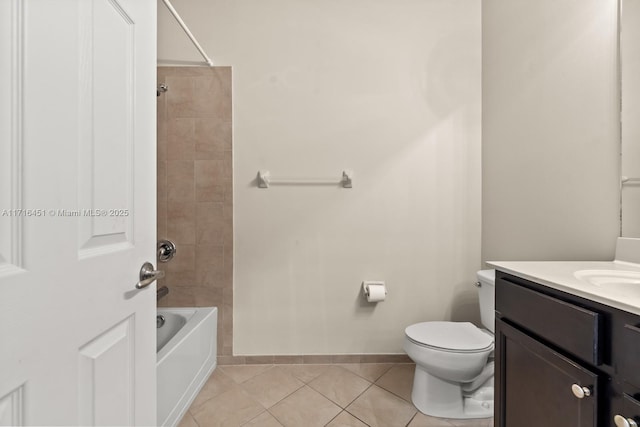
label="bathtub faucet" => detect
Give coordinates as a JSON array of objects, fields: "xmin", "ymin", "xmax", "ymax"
[{"xmin": 157, "ymin": 286, "xmax": 169, "ymax": 301}]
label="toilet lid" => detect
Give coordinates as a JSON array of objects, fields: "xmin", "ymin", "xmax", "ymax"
[{"xmin": 405, "ymin": 322, "xmax": 493, "ymax": 352}]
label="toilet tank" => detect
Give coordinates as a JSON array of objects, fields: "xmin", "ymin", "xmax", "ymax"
[{"xmin": 477, "ymin": 269, "xmax": 496, "ymax": 333}]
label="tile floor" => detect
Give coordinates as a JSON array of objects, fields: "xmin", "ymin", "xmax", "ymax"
[{"xmin": 177, "ymin": 363, "xmax": 494, "ymax": 427}]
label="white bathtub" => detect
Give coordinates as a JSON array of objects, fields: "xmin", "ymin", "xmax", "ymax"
[{"xmin": 157, "ymin": 307, "xmax": 217, "ymax": 427}]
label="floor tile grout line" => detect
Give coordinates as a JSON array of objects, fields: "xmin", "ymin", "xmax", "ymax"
[
  {"xmin": 187, "ymin": 369, "xmax": 250, "ymax": 414},
  {"xmin": 220, "ymin": 363, "xmax": 276, "ymax": 385},
  {"xmin": 239, "ymin": 408, "xmax": 278, "ymax": 427},
  {"xmin": 250, "ymin": 379, "xmax": 307, "ymax": 411},
  {"xmin": 187, "ymin": 410, "xmax": 201, "ymax": 427},
  {"xmin": 323, "ymin": 409, "xmax": 372, "ymax": 427},
  {"xmin": 305, "ymin": 374, "xmax": 373, "ymax": 410},
  {"xmin": 374, "ymin": 379, "xmax": 413, "ymax": 404},
  {"xmin": 342, "ymin": 382, "xmax": 375, "ymax": 411},
  {"xmin": 405, "ymin": 411, "xmax": 418, "ymax": 427},
  {"xmin": 337, "ymin": 363, "xmax": 395, "ymax": 383},
  {"xmin": 344, "ymin": 408, "xmax": 374, "ymax": 427},
  {"xmin": 266, "ymin": 407, "xmax": 290, "ymax": 427}
]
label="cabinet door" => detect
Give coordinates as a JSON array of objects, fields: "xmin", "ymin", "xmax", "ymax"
[{"xmin": 495, "ymin": 318, "xmax": 600, "ymax": 427}]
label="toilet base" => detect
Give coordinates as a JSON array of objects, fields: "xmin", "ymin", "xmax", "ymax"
[{"xmin": 411, "ymin": 365, "xmax": 493, "ymax": 419}]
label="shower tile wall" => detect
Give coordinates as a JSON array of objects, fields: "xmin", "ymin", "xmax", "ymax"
[{"xmin": 157, "ymin": 67, "xmax": 233, "ymax": 357}]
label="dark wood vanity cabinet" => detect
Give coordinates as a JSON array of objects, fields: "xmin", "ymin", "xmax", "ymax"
[{"xmin": 495, "ymin": 271, "xmax": 640, "ymax": 427}]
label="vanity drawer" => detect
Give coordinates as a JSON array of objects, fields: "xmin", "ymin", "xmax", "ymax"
[
  {"xmin": 620, "ymin": 324, "xmax": 640, "ymax": 387},
  {"xmin": 496, "ymin": 277, "xmax": 603, "ymax": 365},
  {"xmin": 615, "ymin": 394, "xmax": 640, "ymax": 426}
]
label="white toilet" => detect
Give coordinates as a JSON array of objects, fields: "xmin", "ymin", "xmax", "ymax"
[{"xmin": 403, "ymin": 270, "xmax": 495, "ymax": 419}]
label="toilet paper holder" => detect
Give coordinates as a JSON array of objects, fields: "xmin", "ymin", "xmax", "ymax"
[{"xmin": 362, "ymin": 281, "xmax": 387, "ymax": 302}]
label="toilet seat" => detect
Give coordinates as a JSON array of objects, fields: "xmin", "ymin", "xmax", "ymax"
[{"xmin": 405, "ymin": 322, "xmax": 494, "ymax": 353}]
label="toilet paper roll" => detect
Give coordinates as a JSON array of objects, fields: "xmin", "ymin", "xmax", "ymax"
[{"xmin": 363, "ymin": 282, "xmax": 387, "ymax": 302}]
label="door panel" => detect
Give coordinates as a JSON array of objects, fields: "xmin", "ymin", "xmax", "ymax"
[
  {"xmin": 78, "ymin": 0, "xmax": 135, "ymax": 254},
  {"xmin": 78, "ymin": 318, "xmax": 134, "ymax": 426},
  {"xmin": 0, "ymin": 0, "xmax": 156, "ymax": 425},
  {"xmin": 496, "ymin": 318, "xmax": 599, "ymax": 427},
  {"xmin": 0, "ymin": 0, "xmax": 23, "ymax": 276}
]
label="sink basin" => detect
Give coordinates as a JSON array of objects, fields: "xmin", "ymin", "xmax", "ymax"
[{"xmin": 574, "ymin": 270, "xmax": 640, "ymax": 295}]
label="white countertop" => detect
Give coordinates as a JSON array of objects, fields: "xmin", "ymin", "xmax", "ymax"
[{"xmin": 487, "ymin": 260, "xmax": 640, "ymax": 316}]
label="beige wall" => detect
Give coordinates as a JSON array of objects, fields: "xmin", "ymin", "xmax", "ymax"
[
  {"xmin": 159, "ymin": 0, "xmax": 482, "ymax": 355},
  {"xmin": 621, "ymin": 0, "xmax": 640, "ymax": 237},
  {"xmin": 156, "ymin": 67, "xmax": 234, "ymax": 357},
  {"xmin": 482, "ymin": 0, "xmax": 621, "ymax": 262}
]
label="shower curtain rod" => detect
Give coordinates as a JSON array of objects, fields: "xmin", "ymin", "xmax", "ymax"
[{"xmin": 161, "ymin": 0, "xmax": 214, "ymax": 66}]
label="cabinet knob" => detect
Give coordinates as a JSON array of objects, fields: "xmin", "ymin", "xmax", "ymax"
[
  {"xmin": 571, "ymin": 384, "xmax": 592, "ymax": 399},
  {"xmin": 614, "ymin": 415, "xmax": 638, "ymax": 427}
]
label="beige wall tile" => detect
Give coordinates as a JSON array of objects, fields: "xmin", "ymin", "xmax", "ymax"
[
  {"xmin": 166, "ymin": 201, "xmax": 196, "ymax": 244},
  {"xmin": 157, "ymin": 160, "xmax": 167, "ymax": 203},
  {"xmin": 158, "ymin": 66, "xmax": 232, "ymax": 358},
  {"xmin": 161, "ymin": 66, "xmax": 212, "ymax": 77},
  {"xmin": 162, "ymin": 286, "xmax": 196, "ymax": 306},
  {"xmin": 164, "ymin": 244, "xmax": 195, "ymax": 273},
  {"xmin": 195, "ymin": 157, "xmax": 227, "ymax": 202},
  {"xmin": 166, "ymin": 76, "xmax": 196, "ymax": 118},
  {"xmin": 191, "ymin": 76, "xmax": 222, "ymax": 118},
  {"xmin": 164, "ymin": 270, "xmax": 196, "ymax": 288},
  {"xmin": 195, "ymin": 244, "xmax": 224, "ymax": 286},
  {"xmin": 195, "ymin": 118, "xmax": 232, "ymax": 159},
  {"xmin": 195, "ymin": 159, "xmax": 226, "ymax": 186},
  {"xmin": 166, "ymin": 161, "xmax": 195, "ymax": 202},
  {"xmin": 194, "ymin": 287, "xmax": 223, "ymax": 307},
  {"xmin": 195, "ymin": 202, "xmax": 225, "ymax": 245},
  {"xmin": 222, "ymin": 151, "xmax": 232, "ymax": 181},
  {"xmin": 167, "ymin": 118, "xmax": 195, "ymax": 161},
  {"xmin": 197, "ymin": 183, "xmax": 226, "ymax": 203},
  {"xmin": 157, "ymin": 119, "xmax": 167, "ymax": 162},
  {"xmin": 157, "ymin": 199, "xmax": 167, "ymax": 242}
]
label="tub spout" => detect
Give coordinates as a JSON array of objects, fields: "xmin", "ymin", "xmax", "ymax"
[{"xmin": 157, "ymin": 286, "xmax": 169, "ymax": 301}]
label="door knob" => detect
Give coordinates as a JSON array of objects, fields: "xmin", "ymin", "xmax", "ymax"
[
  {"xmin": 571, "ymin": 384, "xmax": 591, "ymax": 399},
  {"xmin": 136, "ymin": 262, "xmax": 164, "ymax": 289},
  {"xmin": 615, "ymin": 415, "xmax": 639, "ymax": 427}
]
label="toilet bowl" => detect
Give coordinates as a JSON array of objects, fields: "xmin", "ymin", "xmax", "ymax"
[{"xmin": 404, "ymin": 270, "xmax": 495, "ymax": 419}]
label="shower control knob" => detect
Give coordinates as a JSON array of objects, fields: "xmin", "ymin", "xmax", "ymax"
[
  {"xmin": 615, "ymin": 415, "xmax": 638, "ymax": 427},
  {"xmin": 157, "ymin": 239, "xmax": 177, "ymax": 262},
  {"xmin": 571, "ymin": 384, "xmax": 591, "ymax": 399}
]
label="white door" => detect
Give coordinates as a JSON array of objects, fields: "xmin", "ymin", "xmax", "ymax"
[{"xmin": 0, "ymin": 0, "xmax": 157, "ymax": 425}]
